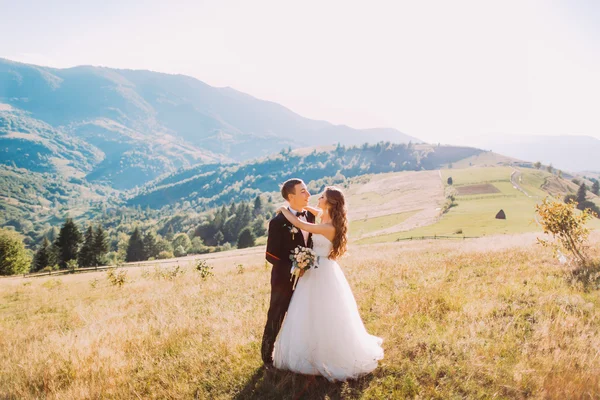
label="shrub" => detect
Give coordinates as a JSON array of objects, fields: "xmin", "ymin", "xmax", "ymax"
[
  {"xmin": 106, "ymin": 268, "xmax": 128, "ymax": 287},
  {"xmin": 195, "ymin": 260, "xmax": 214, "ymax": 280},
  {"xmin": 536, "ymin": 198, "xmax": 594, "ymax": 267},
  {"xmin": 0, "ymin": 228, "xmax": 31, "ymax": 275},
  {"xmin": 157, "ymin": 251, "xmax": 174, "ymax": 260},
  {"xmin": 174, "ymin": 245, "xmax": 187, "ymax": 257}
]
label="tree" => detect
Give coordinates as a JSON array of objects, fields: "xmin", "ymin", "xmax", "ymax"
[
  {"xmin": 214, "ymin": 231, "xmax": 224, "ymax": 246},
  {"xmin": 155, "ymin": 238, "xmax": 173, "ymax": 254},
  {"xmin": 533, "ymin": 161, "xmax": 542, "ymax": 170},
  {"xmin": 251, "ymin": 216, "xmax": 267, "ymax": 237},
  {"xmin": 237, "ymin": 228, "xmax": 256, "ymax": 249},
  {"xmin": 54, "ymin": 218, "xmax": 82, "ymax": 268},
  {"xmin": 447, "ymin": 177, "xmax": 453, "ymax": 185},
  {"xmin": 253, "ymin": 195, "xmax": 264, "ymax": 217},
  {"xmin": 165, "ymin": 225, "xmax": 175, "ymax": 241},
  {"xmin": 172, "ymin": 233, "xmax": 191, "ymax": 252},
  {"xmin": 0, "ymin": 228, "xmax": 31, "ymax": 275},
  {"xmin": 174, "ymin": 245, "xmax": 187, "ymax": 257},
  {"xmin": 592, "ymin": 180, "xmax": 600, "ymax": 196},
  {"xmin": 32, "ymin": 237, "xmax": 52, "ymax": 272},
  {"xmin": 143, "ymin": 231, "xmax": 158, "ymax": 259},
  {"xmin": 546, "ymin": 164, "xmax": 554, "ymax": 174},
  {"xmin": 190, "ymin": 237, "xmax": 207, "ymax": 254},
  {"xmin": 126, "ymin": 227, "xmax": 145, "ymax": 262},
  {"xmin": 577, "ymin": 183, "xmax": 587, "ymax": 204},
  {"xmin": 78, "ymin": 226, "xmax": 95, "ymax": 268},
  {"xmin": 229, "ymin": 201, "xmax": 237, "ymax": 217},
  {"xmin": 116, "ymin": 232, "xmax": 129, "ymax": 262},
  {"xmin": 93, "ymin": 225, "xmax": 109, "ymax": 266},
  {"xmin": 536, "ymin": 198, "xmax": 594, "ymax": 266}
]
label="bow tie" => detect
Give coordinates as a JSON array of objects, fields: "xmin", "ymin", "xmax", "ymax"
[{"xmin": 296, "ymin": 211, "xmax": 307, "ymax": 218}]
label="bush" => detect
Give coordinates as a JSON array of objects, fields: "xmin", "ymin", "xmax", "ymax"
[
  {"xmin": 536, "ymin": 198, "xmax": 594, "ymax": 267},
  {"xmin": 195, "ymin": 259, "xmax": 214, "ymax": 280},
  {"xmin": 189, "ymin": 237, "xmax": 209, "ymax": 254},
  {"xmin": 106, "ymin": 268, "xmax": 128, "ymax": 287},
  {"xmin": 157, "ymin": 251, "xmax": 174, "ymax": 260},
  {"xmin": 564, "ymin": 194, "xmax": 577, "ymax": 204},
  {"xmin": 0, "ymin": 228, "xmax": 31, "ymax": 275},
  {"xmin": 174, "ymin": 245, "xmax": 187, "ymax": 257},
  {"xmin": 237, "ymin": 228, "xmax": 256, "ymax": 249},
  {"xmin": 577, "ymin": 200, "xmax": 600, "ymax": 216}
]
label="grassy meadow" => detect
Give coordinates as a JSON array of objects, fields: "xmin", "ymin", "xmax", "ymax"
[
  {"xmin": 358, "ymin": 166, "xmax": 600, "ymax": 244},
  {"xmin": 2, "ymin": 232, "xmax": 600, "ymax": 399}
]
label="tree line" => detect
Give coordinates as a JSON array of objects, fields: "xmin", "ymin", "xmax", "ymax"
[{"xmin": 0, "ymin": 195, "xmax": 271, "ymax": 275}]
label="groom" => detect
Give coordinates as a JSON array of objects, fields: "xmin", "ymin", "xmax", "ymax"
[{"xmin": 261, "ymin": 178, "xmax": 314, "ymax": 368}]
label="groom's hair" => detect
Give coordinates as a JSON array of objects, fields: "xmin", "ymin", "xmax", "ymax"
[{"xmin": 281, "ymin": 178, "xmax": 304, "ymax": 200}]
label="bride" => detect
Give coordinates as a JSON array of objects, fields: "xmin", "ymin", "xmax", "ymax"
[{"xmin": 273, "ymin": 186, "xmax": 384, "ymax": 381}]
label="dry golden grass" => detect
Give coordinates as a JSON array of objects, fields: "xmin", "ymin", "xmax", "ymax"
[{"xmin": 1, "ymin": 233, "xmax": 600, "ymax": 399}]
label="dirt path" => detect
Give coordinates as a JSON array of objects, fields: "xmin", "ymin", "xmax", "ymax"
[
  {"xmin": 349, "ymin": 170, "xmax": 445, "ymax": 238},
  {"xmin": 510, "ymin": 168, "xmax": 532, "ymax": 198}
]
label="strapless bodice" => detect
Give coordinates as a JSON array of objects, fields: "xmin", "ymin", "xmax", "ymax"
[{"xmin": 312, "ymin": 234, "xmax": 333, "ymax": 257}]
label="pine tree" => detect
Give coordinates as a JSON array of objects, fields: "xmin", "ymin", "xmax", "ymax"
[
  {"xmin": 93, "ymin": 225, "xmax": 109, "ymax": 266},
  {"xmin": 253, "ymin": 195, "xmax": 263, "ymax": 217},
  {"xmin": 237, "ymin": 228, "xmax": 256, "ymax": 249},
  {"xmin": 54, "ymin": 218, "xmax": 83, "ymax": 268},
  {"xmin": 577, "ymin": 183, "xmax": 587, "ymax": 204},
  {"xmin": 165, "ymin": 225, "xmax": 175, "ymax": 241},
  {"xmin": 251, "ymin": 216, "xmax": 267, "ymax": 237},
  {"xmin": 214, "ymin": 231, "xmax": 224, "ymax": 246},
  {"xmin": 33, "ymin": 237, "xmax": 52, "ymax": 272},
  {"xmin": 126, "ymin": 227, "xmax": 145, "ymax": 262},
  {"xmin": 143, "ymin": 231, "xmax": 158, "ymax": 259},
  {"xmin": 229, "ymin": 201, "xmax": 237, "ymax": 217},
  {"xmin": 78, "ymin": 226, "xmax": 95, "ymax": 268},
  {"xmin": 592, "ymin": 180, "xmax": 600, "ymax": 196}
]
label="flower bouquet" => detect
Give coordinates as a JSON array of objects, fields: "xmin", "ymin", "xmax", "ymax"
[{"xmin": 289, "ymin": 246, "xmax": 317, "ymax": 290}]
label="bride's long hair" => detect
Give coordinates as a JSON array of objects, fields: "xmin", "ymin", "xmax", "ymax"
[{"xmin": 325, "ymin": 186, "xmax": 348, "ymax": 259}]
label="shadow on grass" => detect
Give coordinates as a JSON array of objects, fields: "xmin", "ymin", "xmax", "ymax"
[
  {"xmin": 232, "ymin": 366, "xmax": 374, "ymax": 400},
  {"xmin": 567, "ymin": 259, "xmax": 600, "ymax": 291}
]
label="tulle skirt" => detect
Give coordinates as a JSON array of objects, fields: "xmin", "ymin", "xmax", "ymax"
[{"xmin": 273, "ymin": 257, "xmax": 384, "ymax": 381}]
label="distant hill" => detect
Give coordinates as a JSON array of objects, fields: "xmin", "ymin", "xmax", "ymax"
[
  {"xmin": 129, "ymin": 143, "xmax": 483, "ymax": 209},
  {"xmin": 472, "ymin": 135, "xmax": 600, "ymax": 173},
  {"xmin": 0, "ymin": 58, "xmax": 420, "ymax": 188}
]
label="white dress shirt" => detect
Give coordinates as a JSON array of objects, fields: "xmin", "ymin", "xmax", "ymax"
[{"xmin": 288, "ymin": 206, "xmax": 309, "ymax": 245}]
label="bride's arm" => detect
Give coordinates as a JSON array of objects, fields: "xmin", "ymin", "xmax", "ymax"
[
  {"xmin": 304, "ymin": 206, "xmax": 322, "ymax": 217},
  {"xmin": 278, "ymin": 207, "xmax": 334, "ymax": 236}
]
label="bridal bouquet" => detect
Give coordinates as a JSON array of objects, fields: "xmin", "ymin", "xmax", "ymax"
[{"xmin": 289, "ymin": 246, "xmax": 317, "ymax": 290}]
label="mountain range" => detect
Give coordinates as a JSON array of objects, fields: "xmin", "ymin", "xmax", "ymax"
[{"xmin": 0, "ymin": 58, "xmax": 419, "ymax": 189}]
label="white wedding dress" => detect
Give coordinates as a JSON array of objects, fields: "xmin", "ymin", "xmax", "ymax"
[{"xmin": 273, "ymin": 234, "xmax": 384, "ymax": 381}]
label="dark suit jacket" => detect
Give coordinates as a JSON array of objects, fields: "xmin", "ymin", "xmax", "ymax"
[{"xmin": 265, "ymin": 211, "xmax": 315, "ymax": 277}]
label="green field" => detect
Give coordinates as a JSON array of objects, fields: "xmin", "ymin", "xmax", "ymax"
[{"xmin": 359, "ymin": 166, "xmax": 600, "ymax": 244}]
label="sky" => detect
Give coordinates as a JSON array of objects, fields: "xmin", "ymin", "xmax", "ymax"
[{"xmin": 1, "ymin": 0, "xmax": 599, "ymax": 144}]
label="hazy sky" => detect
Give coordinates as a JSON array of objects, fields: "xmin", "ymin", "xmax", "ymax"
[{"xmin": 1, "ymin": 0, "xmax": 599, "ymax": 144}]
